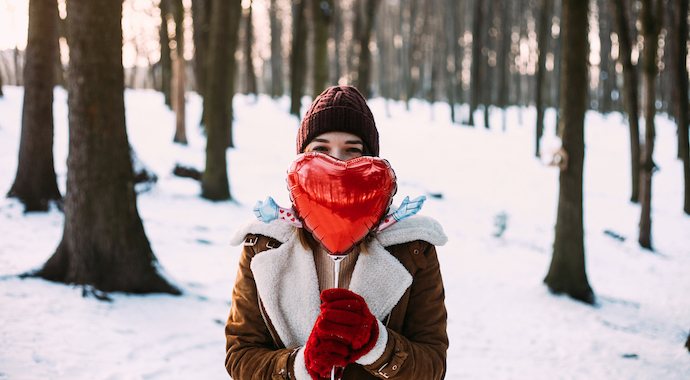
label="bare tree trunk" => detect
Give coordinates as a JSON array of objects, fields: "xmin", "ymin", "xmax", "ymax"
[
  {"xmin": 160, "ymin": 0, "xmax": 173, "ymax": 108},
  {"xmin": 171, "ymin": 0, "xmax": 187, "ymax": 144},
  {"xmin": 405, "ymin": 0, "xmax": 422, "ymax": 107},
  {"xmin": 638, "ymin": 0, "xmax": 664, "ymax": 250},
  {"xmin": 55, "ymin": 12, "xmax": 67, "ymax": 89},
  {"xmin": 552, "ymin": 0, "xmax": 563, "ymax": 134},
  {"xmin": 420, "ymin": 0, "xmax": 434, "ymax": 104},
  {"xmin": 201, "ymin": 0, "xmax": 241, "ymax": 201},
  {"xmin": 35, "ymin": 0, "xmax": 179, "ymax": 295},
  {"xmin": 598, "ymin": 0, "xmax": 614, "ymax": 113},
  {"xmin": 444, "ymin": 0, "xmax": 458, "ymax": 123},
  {"xmin": 333, "ymin": 0, "xmax": 343, "ymax": 84},
  {"xmin": 356, "ymin": 0, "xmax": 380, "ymax": 98},
  {"xmin": 544, "ymin": 0, "xmax": 594, "ymax": 305},
  {"xmin": 673, "ymin": 0, "xmax": 689, "ymax": 214},
  {"xmin": 469, "ymin": 0, "xmax": 484, "ymax": 126},
  {"xmin": 536, "ymin": 0, "xmax": 552, "ymax": 155},
  {"xmin": 225, "ymin": 0, "xmax": 242, "ymax": 149},
  {"xmin": 244, "ymin": 0, "xmax": 257, "ymax": 95},
  {"xmin": 192, "ymin": 0, "xmax": 211, "ymax": 97},
  {"xmin": 612, "ymin": 0, "xmax": 641, "ymax": 203},
  {"xmin": 14, "ymin": 47, "xmax": 23, "ymax": 86},
  {"xmin": 497, "ymin": 0, "xmax": 512, "ymax": 130},
  {"xmin": 661, "ymin": 1, "xmax": 676, "ymax": 118},
  {"xmin": 481, "ymin": 0, "xmax": 494, "ymax": 129},
  {"xmin": 8, "ymin": 0, "xmax": 62, "ymax": 212},
  {"xmin": 313, "ymin": 0, "xmax": 333, "ymax": 96},
  {"xmin": 290, "ymin": 0, "xmax": 308, "ymax": 116},
  {"xmin": 376, "ymin": 0, "xmax": 394, "ymax": 101},
  {"xmin": 399, "ymin": 0, "xmax": 411, "ymax": 104},
  {"xmin": 269, "ymin": 0, "xmax": 284, "ymax": 97}
]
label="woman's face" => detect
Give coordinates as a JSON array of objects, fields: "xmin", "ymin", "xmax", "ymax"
[{"xmin": 304, "ymin": 131, "xmax": 365, "ymax": 161}]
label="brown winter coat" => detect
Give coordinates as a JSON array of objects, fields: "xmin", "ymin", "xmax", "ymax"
[{"xmin": 225, "ymin": 218, "xmax": 448, "ymax": 380}]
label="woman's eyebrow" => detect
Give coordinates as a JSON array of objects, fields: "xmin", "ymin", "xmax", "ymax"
[{"xmin": 345, "ymin": 140, "xmax": 363, "ymax": 145}]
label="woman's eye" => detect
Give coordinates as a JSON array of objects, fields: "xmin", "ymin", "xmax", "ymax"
[
  {"xmin": 347, "ymin": 148, "xmax": 363, "ymax": 154},
  {"xmin": 312, "ymin": 146, "xmax": 328, "ymax": 152}
]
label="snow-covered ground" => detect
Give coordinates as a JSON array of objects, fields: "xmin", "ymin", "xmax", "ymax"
[{"xmin": 0, "ymin": 85, "xmax": 688, "ymax": 379}]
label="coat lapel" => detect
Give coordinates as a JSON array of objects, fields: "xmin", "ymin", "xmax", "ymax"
[
  {"xmin": 250, "ymin": 238, "xmax": 321, "ymax": 348},
  {"xmin": 349, "ymin": 238, "xmax": 413, "ymax": 321}
]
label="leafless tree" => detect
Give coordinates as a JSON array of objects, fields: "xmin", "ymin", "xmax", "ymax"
[
  {"xmin": 34, "ymin": 0, "xmax": 178, "ymax": 294},
  {"xmin": 8, "ymin": 0, "xmax": 62, "ymax": 212},
  {"xmin": 544, "ymin": 0, "xmax": 595, "ymax": 305},
  {"xmin": 637, "ymin": 0, "xmax": 664, "ymax": 250}
]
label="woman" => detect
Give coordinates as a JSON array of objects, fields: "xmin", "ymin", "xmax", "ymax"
[{"xmin": 225, "ymin": 85, "xmax": 448, "ymax": 380}]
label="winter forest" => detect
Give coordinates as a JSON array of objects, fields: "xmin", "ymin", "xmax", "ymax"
[{"xmin": 0, "ymin": 0, "xmax": 689, "ymax": 378}]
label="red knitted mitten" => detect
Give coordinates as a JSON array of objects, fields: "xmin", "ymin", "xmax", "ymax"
[
  {"xmin": 318, "ymin": 288, "xmax": 379, "ymax": 362},
  {"xmin": 304, "ymin": 332, "xmax": 348, "ymax": 380}
]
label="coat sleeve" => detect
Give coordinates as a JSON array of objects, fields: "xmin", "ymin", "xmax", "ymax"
[
  {"xmin": 361, "ymin": 242, "xmax": 448, "ymax": 379},
  {"xmin": 225, "ymin": 237, "xmax": 300, "ymax": 380}
]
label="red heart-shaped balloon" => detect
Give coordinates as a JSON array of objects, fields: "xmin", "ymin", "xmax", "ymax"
[{"xmin": 287, "ymin": 152, "xmax": 397, "ymax": 255}]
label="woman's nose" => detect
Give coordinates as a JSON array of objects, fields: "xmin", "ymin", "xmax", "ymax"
[{"xmin": 328, "ymin": 148, "xmax": 349, "ymax": 161}]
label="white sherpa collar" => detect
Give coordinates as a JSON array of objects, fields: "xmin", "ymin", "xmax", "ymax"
[
  {"xmin": 229, "ymin": 213, "xmax": 448, "ymax": 248},
  {"xmin": 229, "ymin": 214, "xmax": 447, "ymax": 348},
  {"xmin": 375, "ymin": 213, "xmax": 448, "ymax": 247}
]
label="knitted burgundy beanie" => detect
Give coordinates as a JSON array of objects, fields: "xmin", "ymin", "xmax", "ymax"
[{"xmin": 297, "ymin": 86, "xmax": 379, "ymax": 156}]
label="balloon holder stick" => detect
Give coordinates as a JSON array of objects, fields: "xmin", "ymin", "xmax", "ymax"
[{"xmin": 329, "ymin": 254, "xmax": 347, "ymax": 380}]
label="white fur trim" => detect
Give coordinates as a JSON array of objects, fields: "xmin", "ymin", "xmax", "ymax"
[
  {"xmin": 229, "ymin": 218, "xmax": 295, "ymax": 246},
  {"xmin": 293, "ymin": 346, "xmax": 312, "ymax": 380},
  {"xmin": 349, "ymin": 240, "xmax": 413, "ymax": 320},
  {"xmin": 356, "ymin": 319, "xmax": 388, "ymax": 365},
  {"xmin": 250, "ymin": 238, "xmax": 321, "ymax": 348},
  {"xmin": 376, "ymin": 214, "xmax": 447, "ymax": 247}
]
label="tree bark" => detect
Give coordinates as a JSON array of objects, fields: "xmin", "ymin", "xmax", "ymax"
[
  {"xmin": 333, "ymin": 0, "xmax": 343, "ymax": 84},
  {"xmin": 8, "ymin": 0, "xmax": 62, "ymax": 212},
  {"xmin": 469, "ymin": 0, "xmax": 484, "ymax": 126},
  {"xmin": 290, "ymin": 0, "xmax": 308, "ymax": 116},
  {"xmin": 159, "ymin": 0, "xmax": 173, "ymax": 108},
  {"xmin": 192, "ymin": 0, "xmax": 211, "ymax": 97},
  {"xmin": 201, "ymin": 0, "xmax": 241, "ymax": 201},
  {"xmin": 356, "ymin": 0, "xmax": 380, "ymax": 98},
  {"xmin": 598, "ymin": 0, "xmax": 614, "ymax": 113},
  {"xmin": 482, "ymin": 0, "xmax": 493, "ymax": 129},
  {"xmin": 497, "ymin": 0, "xmax": 512, "ymax": 130},
  {"xmin": 35, "ymin": 0, "xmax": 178, "ymax": 294},
  {"xmin": 612, "ymin": 0, "xmax": 641, "ymax": 203},
  {"xmin": 269, "ymin": 0, "xmax": 284, "ymax": 97},
  {"xmin": 244, "ymin": 0, "xmax": 257, "ymax": 95},
  {"xmin": 674, "ymin": 0, "xmax": 689, "ymax": 214},
  {"xmin": 225, "ymin": 1, "xmax": 242, "ymax": 149},
  {"xmin": 171, "ymin": 0, "xmax": 187, "ymax": 144},
  {"xmin": 444, "ymin": 0, "xmax": 459, "ymax": 123},
  {"xmin": 404, "ymin": 0, "xmax": 421, "ymax": 107},
  {"xmin": 544, "ymin": 0, "xmax": 594, "ymax": 305},
  {"xmin": 637, "ymin": 0, "xmax": 663, "ymax": 250},
  {"xmin": 313, "ymin": 0, "xmax": 333, "ymax": 96},
  {"xmin": 536, "ymin": 0, "xmax": 552, "ymax": 154}
]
